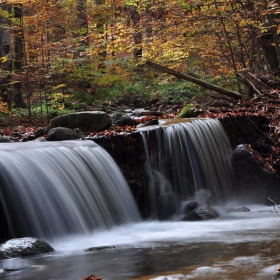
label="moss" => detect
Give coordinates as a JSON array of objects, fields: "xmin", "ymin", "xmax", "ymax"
[{"xmin": 178, "ymin": 104, "xmax": 202, "ymax": 118}]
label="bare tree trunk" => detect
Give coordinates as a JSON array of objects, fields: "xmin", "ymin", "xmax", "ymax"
[
  {"xmin": 0, "ymin": 4, "xmax": 12, "ymax": 109},
  {"xmin": 12, "ymin": 4, "xmax": 26, "ymax": 108},
  {"xmin": 0, "ymin": 4, "xmax": 25, "ymax": 108},
  {"xmin": 131, "ymin": 6, "xmax": 142, "ymax": 58},
  {"xmin": 77, "ymin": 0, "xmax": 89, "ymax": 46},
  {"xmin": 95, "ymin": 0, "xmax": 106, "ymax": 68},
  {"xmin": 146, "ymin": 61, "xmax": 244, "ymax": 100}
]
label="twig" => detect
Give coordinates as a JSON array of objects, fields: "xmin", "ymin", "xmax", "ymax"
[{"xmin": 268, "ymin": 196, "xmax": 280, "ymax": 217}]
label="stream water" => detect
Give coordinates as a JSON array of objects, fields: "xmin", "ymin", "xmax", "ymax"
[
  {"xmin": 0, "ymin": 120, "xmax": 279, "ymax": 279},
  {"xmin": 1, "ymin": 205, "xmax": 279, "ymax": 280}
]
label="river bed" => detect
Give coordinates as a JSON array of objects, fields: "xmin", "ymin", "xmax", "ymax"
[{"xmin": 0, "ymin": 205, "xmax": 279, "ymax": 280}]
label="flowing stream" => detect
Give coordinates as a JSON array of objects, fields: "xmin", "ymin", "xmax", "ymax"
[
  {"xmin": 0, "ymin": 119, "xmax": 279, "ymax": 279},
  {"xmin": 0, "ymin": 205, "xmax": 279, "ymax": 279}
]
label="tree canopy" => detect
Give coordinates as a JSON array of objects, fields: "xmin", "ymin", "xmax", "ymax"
[{"xmin": 0, "ymin": 0, "xmax": 280, "ymax": 114}]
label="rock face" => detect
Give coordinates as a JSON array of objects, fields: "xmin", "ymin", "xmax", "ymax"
[
  {"xmin": 0, "ymin": 237, "xmax": 54, "ymax": 260},
  {"xmin": 232, "ymin": 144, "xmax": 280, "ymax": 204},
  {"xmin": 183, "ymin": 206, "xmax": 219, "ymax": 221},
  {"xmin": 49, "ymin": 111, "xmax": 112, "ymax": 132},
  {"xmin": 219, "ymin": 115, "xmax": 269, "ymax": 150},
  {"xmin": 47, "ymin": 127, "xmax": 85, "ymax": 141}
]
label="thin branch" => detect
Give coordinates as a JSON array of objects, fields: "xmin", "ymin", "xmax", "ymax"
[{"xmin": 268, "ymin": 196, "xmax": 280, "ymax": 217}]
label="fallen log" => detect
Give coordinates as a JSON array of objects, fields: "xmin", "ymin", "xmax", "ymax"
[{"xmin": 145, "ymin": 61, "xmax": 244, "ymax": 100}]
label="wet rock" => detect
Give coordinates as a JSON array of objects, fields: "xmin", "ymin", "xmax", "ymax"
[
  {"xmin": 143, "ymin": 119, "xmax": 159, "ymax": 126},
  {"xmin": 85, "ymin": 246, "xmax": 117, "ymax": 252},
  {"xmin": 34, "ymin": 136, "xmax": 47, "ymax": 142},
  {"xmin": 47, "ymin": 127, "xmax": 85, "ymax": 141},
  {"xmin": 0, "ymin": 237, "xmax": 54, "ymax": 260},
  {"xmin": 0, "ymin": 136, "xmax": 12, "ymax": 143},
  {"xmin": 227, "ymin": 206, "xmax": 251, "ymax": 213},
  {"xmin": 112, "ymin": 113, "xmax": 134, "ymax": 126},
  {"xmin": 182, "ymin": 206, "xmax": 219, "ymax": 221},
  {"xmin": 183, "ymin": 201, "xmax": 199, "ymax": 214},
  {"xmin": 48, "ymin": 111, "xmax": 112, "ymax": 132}
]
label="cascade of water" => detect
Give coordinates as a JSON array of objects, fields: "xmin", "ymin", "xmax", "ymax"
[
  {"xmin": 141, "ymin": 118, "xmax": 236, "ymax": 219},
  {"xmin": 0, "ymin": 141, "xmax": 140, "ymax": 240}
]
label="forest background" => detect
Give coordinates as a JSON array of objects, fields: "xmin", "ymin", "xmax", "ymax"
[{"xmin": 0, "ymin": 0, "xmax": 279, "ymax": 127}]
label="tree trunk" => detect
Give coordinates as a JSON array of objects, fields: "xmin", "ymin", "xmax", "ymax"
[
  {"xmin": 0, "ymin": 4, "xmax": 25, "ymax": 108},
  {"xmin": 146, "ymin": 61, "xmax": 244, "ymax": 100},
  {"xmin": 76, "ymin": 0, "xmax": 89, "ymax": 46},
  {"xmin": 12, "ymin": 5, "xmax": 26, "ymax": 108},
  {"xmin": 131, "ymin": 6, "xmax": 142, "ymax": 58},
  {"xmin": 95, "ymin": 0, "xmax": 106, "ymax": 69}
]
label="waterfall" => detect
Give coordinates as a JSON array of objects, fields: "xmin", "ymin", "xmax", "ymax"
[
  {"xmin": 0, "ymin": 141, "xmax": 140, "ymax": 240},
  {"xmin": 141, "ymin": 118, "xmax": 236, "ymax": 219}
]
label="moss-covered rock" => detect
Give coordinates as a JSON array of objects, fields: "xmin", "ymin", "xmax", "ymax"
[{"xmin": 178, "ymin": 104, "xmax": 202, "ymax": 118}]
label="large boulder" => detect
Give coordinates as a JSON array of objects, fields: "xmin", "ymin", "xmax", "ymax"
[
  {"xmin": 47, "ymin": 127, "xmax": 85, "ymax": 141},
  {"xmin": 49, "ymin": 111, "xmax": 112, "ymax": 132},
  {"xmin": 182, "ymin": 206, "xmax": 219, "ymax": 221},
  {"xmin": 0, "ymin": 237, "xmax": 54, "ymax": 260},
  {"xmin": 232, "ymin": 144, "xmax": 280, "ymax": 204}
]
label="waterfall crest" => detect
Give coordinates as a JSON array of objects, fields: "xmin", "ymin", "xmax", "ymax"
[
  {"xmin": 0, "ymin": 141, "xmax": 140, "ymax": 239},
  {"xmin": 141, "ymin": 118, "xmax": 236, "ymax": 218}
]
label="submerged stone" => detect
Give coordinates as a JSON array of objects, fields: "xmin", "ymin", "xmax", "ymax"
[
  {"xmin": 0, "ymin": 237, "xmax": 54, "ymax": 260},
  {"xmin": 85, "ymin": 246, "xmax": 117, "ymax": 252},
  {"xmin": 227, "ymin": 206, "xmax": 251, "ymax": 213}
]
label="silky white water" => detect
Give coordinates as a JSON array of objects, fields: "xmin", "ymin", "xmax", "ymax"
[
  {"xmin": 141, "ymin": 119, "xmax": 236, "ymax": 219},
  {"xmin": 48, "ymin": 204, "xmax": 279, "ymax": 253},
  {"xmin": 0, "ymin": 140, "xmax": 140, "ymax": 240},
  {"xmin": 1, "ymin": 205, "xmax": 280, "ymax": 279}
]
